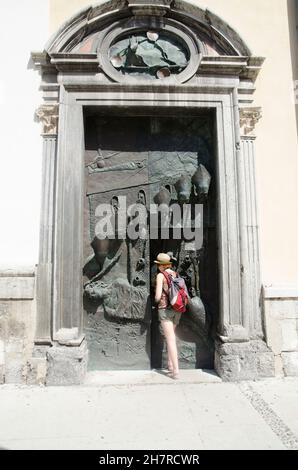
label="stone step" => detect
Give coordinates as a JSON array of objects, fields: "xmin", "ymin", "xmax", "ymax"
[{"xmin": 84, "ymin": 369, "xmax": 221, "ymax": 386}]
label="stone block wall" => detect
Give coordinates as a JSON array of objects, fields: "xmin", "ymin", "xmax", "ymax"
[
  {"xmin": 263, "ymin": 286, "xmax": 298, "ymax": 376},
  {"xmin": 0, "ymin": 268, "xmax": 37, "ymax": 384},
  {"xmin": 1, "ymin": 267, "xmax": 298, "ymax": 383}
]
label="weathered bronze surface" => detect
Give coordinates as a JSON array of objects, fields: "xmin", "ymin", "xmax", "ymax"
[
  {"xmin": 109, "ymin": 31, "xmax": 189, "ymax": 78},
  {"xmin": 83, "ymin": 114, "xmax": 217, "ymax": 370}
]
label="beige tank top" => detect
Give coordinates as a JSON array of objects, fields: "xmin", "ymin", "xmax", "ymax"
[{"xmin": 157, "ymin": 270, "xmax": 176, "ymax": 310}]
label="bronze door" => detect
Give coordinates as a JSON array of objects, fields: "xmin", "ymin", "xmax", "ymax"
[{"xmin": 83, "ymin": 113, "xmax": 217, "ymax": 370}]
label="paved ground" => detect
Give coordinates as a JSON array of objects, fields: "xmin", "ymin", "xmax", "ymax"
[{"xmin": 0, "ymin": 370, "xmax": 297, "ymax": 450}]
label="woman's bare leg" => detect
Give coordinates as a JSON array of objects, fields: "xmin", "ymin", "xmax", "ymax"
[
  {"xmin": 167, "ymin": 324, "xmax": 178, "ymax": 371},
  {"xmin": 161, "ymin": 320, "xmax": 179, "ymax": 377}
]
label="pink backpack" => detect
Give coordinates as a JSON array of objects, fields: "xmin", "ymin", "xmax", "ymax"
[{"xmin": 162, "ymin": 271, "xmax": 189, "ymax": 313}]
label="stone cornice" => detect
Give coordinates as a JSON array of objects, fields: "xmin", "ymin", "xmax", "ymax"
[
  {"xmin": 32, "ymin": 53, "xmax": 264, "ymax": 85},
  {"xmin": 30, "ymin": 1, "xmax": 264, "ymax": 91}
]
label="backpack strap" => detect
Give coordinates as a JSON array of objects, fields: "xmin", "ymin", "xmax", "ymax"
[{"xmin": 162, "ymin": 271, "xmax": 172, "ymax": 288}]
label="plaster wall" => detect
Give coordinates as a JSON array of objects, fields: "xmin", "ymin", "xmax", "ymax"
[{"xmin": 0, "ymin": 0, "xmax": 49, "ymax": 266}]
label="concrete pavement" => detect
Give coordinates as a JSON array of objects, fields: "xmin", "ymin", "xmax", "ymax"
[{"xmin": 0, "ymin": 370, "xmax": 297, "ymax": 450}]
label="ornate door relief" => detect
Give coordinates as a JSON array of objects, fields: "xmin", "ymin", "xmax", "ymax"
[{"xmin": 32, "ymin": 0, "xmax": 274, "ymax": 384}]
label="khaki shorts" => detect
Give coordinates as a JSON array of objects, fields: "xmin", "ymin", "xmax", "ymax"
[{"xmin": 158, "ymin": 307, "xmax": 182, "ymax": 326}]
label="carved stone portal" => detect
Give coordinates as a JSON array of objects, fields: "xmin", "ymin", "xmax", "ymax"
[{"xmin": 83, "ymin": 113, "xmax": 217, "ymax": 370}]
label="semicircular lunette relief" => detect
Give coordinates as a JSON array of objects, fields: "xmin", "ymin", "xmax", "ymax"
[{"xmin": 108, "ymin": 30, "xmax": 190, "ymax": 79}]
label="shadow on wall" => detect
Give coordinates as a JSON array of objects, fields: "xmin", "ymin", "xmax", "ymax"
[{"xmin": 287, "ymin": 0, "xmax": 298, "ymax": 138}]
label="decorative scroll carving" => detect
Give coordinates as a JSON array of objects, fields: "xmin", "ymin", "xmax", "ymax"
[
  {"xmin": 35, "ymin": 104, "xmax": 59, "ymax": 135},
  {"xmin": 239, "ymin": 107, "xmax": 262, "ymax": 137}
]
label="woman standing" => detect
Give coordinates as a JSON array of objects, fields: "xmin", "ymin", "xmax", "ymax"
[{"xmin": 154, "ymin": 253, "xmax": 181, "ymax": 379}]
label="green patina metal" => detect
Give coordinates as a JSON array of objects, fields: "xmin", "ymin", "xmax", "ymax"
[{"xmin": 109, "ymin": 31, "xmax": 189, "ymax": 78}]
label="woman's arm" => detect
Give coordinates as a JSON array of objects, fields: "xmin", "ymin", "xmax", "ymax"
[{"xmin": 155, "ymin": 272, "xmax": 164, "ymax": 304}]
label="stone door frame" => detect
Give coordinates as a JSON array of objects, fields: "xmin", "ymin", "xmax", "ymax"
[{"xmin": 33, "ymin": 0, "xmax": 274, "ymax": 383}]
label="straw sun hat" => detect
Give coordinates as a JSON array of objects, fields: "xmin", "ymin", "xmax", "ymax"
[{"xmin": 153, "ymin": 253, "xmax": 172, "ymax": 265}]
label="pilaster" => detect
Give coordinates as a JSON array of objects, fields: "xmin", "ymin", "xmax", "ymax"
[
  {"xmin": 239, "ymin": 107, "xmax": 263, "ymax": 337},
  {"xmin": 34, "ymin": 104, "xmax": 59, "ymax": 345},
  {"xmin": 214, "ymin": 105, "xmax": 274, "ymax": 381}
]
